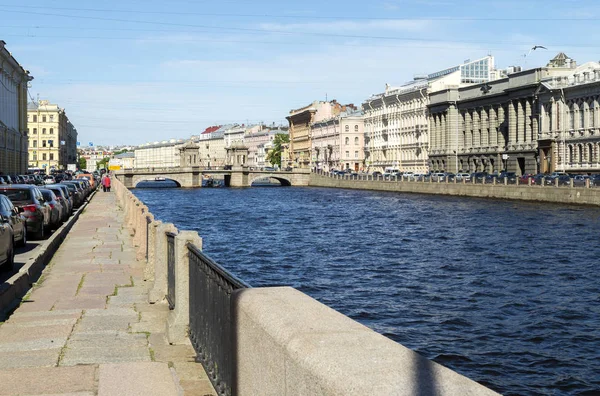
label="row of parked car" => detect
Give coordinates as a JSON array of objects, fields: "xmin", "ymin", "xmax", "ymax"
[
  {"xmin": 361, "ymin": 170, "xmax": 600, "ymax": 187},
  {"xmin": 0, "ymin": 172, "xmax": 100, "ymax": 271}
]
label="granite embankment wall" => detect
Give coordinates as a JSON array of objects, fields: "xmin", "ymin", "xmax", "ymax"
[
  {"xmin": 309, "ymin": 173, "xmax": 600, "ymax": 206},
  {"xmin": 113, "ymin": 175, "xmax": 499, "ymax": 396}
]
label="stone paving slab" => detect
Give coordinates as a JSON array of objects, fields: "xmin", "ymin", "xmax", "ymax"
[
  {"xmin": 60, "ymin": 346, "xmax": 151, "ymax": 366},
  {"xmin": 0, "ymin": 190, "xmax": 217, "ymax": 396},
  {"xmin": 0, "ymin": 349, "xmax": 61, "ymax": 369},
  {"xmin": 0, "ymin": 366, "xmax": 96, "ymax": 395},
  {"xmin": 98, "ymin": 362, "xmax": 179, "ymax": 396}
]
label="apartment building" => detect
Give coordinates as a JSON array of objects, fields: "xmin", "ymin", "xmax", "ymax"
[{"xmin": 0, "ymin": 41, "xmax": 33, "ymax": 175}]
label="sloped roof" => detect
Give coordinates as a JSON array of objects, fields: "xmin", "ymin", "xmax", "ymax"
[{"xmin": 201, "ymin": 125, "xmax": 221, "ymax": 134}]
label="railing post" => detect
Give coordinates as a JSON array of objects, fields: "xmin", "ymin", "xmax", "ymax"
[
  {"xmin": 166, "ymin": 231, "xmax": 203, "ymax": 344},
  {"xmin": 144, "ymin": 219, "xmax": 161, "ymax": 282},
  {"xmin": 586, "ymin": 178, "xmax": 590, "ymax": 188},
  {"xmin": 148, "ymin": 223, "xmax": 178, "ymax": 304}
]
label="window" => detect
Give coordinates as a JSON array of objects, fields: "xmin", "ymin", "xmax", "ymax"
[
  {"xmin": 50, "ymin": 115, "xmax": 54, "ymax": 121},
  {"xmin": 354, "ymin": 151, "xmax": 358, "ymax": 158},
  {"xmin": 345, "ymin": 137, "xmax": 349, "ymax": 145},
  {"xmin": 33, "ymin": 115, "xmax": 37, "ymax": 122},
  {"xmin": 33, "ymin": 128, "xmax": 37, "ymax": 134},
  {"xmin": 42, "ymin": 140, "xmax": 47, "ymax": 147},
  {"xmin": 33, "ymin": 140, "xmax": 37, "ymax": 148},
  {"xmin": 580, "ymin": 104, "xmax": 585, "ymax": 128},
  {"xmin": 355, "ymin": 137, "xmax": 359, "ymax": 145},
  {"xmin": 49, "ymin": 153, "xmax": 54, "ymax": 160},
  {"xmin": 345, "ymin": 125, "xmax": 349, "ymax": 132},
  {"xmin": 50, "ymin": 128, "xmax": 54, "ymax": 134},
  {"xmin": 49, "ymin": 140, "xmax": 54, "ymax": 147},
  {"xmin": 42, "ymin": 116, "xmax": 47, "ymax": 122},
  {"xmin": 354, "ymin": 125, "xmax": 359, "ymax": 132},
  {"xmin": 590, "ymin": 102, "xmax": 595, "ymax": 127},
  {"xmin": 346, "ymin": 151, "xmax": 349, "ymax": 158},
  {"xmin": 42, "ymin": 128, "xmax": 46, "ymax": 134},
  {"xmin": 42, "ymin": 153, "xmax": 47, "ymax": 160},
  {"xmin": 33, "ymin": 153, "xmax": 37, "ymax": 161}
]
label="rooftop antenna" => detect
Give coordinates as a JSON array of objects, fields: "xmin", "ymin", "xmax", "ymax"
[{"xmin": 325, "ymin": 93, "xmax": 328, "ymax": 102}]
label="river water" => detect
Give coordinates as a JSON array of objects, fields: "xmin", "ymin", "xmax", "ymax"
[{"xmin": 133, "ymin": 184, "xmax": 600, "ymax": 395}]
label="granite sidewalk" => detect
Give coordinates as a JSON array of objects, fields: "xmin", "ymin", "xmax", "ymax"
[{"xmin": 0, "ymin": 190, "xmax": 216, "ymax": 396}]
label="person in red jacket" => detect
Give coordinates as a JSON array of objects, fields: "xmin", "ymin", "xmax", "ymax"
[{"xmin": 102, "ymin": 174, "xmax": 111, "ymax": 192}]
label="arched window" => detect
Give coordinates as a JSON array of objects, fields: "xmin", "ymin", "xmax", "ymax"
[
  {"xmin": 590, "ymin": 102, "xmax": 595, "ymax": 128},
  {"xmin": 354, "ymin": 137, "xmax": 359, "ymax": 145},
  {"xmin": 570, "ymin": 104, "xmax": 575, "ymax": 129},
  {"xmin": 578, "ymin": 145, "xmax": 583, "ymax": 164},
  {"xmin": 345, "ymin": 137, "xmax": 349, "ymax": 145},
  {"xmin": 580, "ymin": 103, "xmax": 585, "ymax": 128},
  {"xmin": 354, "ymin": 125, "xmax": 358, "ymax": 132},
  {"xmin": 587, "ymin": 143, "xmax": 593, "ymax": 163},
  {"xmin": 49, "ymin": 128, "xmax": 54, "ymax": 134},
  {"xmin": 42, "ymin": 128, "xmax": 46, "ymax": 134},
  {"xmin": 345, "ymin": 125, "xmax": 349, "ymax": 132},
  {"xmin": 569, "ymin": 145, "xmax": 574, "ymax": 163}
]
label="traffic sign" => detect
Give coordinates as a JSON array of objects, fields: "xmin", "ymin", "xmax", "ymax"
[{"xmin": 88, "ymin": 142, "xmax": 93, "ymax": 147}]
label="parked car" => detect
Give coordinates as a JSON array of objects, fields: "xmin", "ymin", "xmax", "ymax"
[
  {"xmin": 372, "ymin": 171, "xmax": 383, "ymax": 178},
  {"xmin": 0, "ymin": 175, "xmax": 13, "ymax": 184},
  {"xmin": 519, "ymin": 174, "xmax": 536, "ymax": 185},
  {"xmin": 60, "ymin": 182, "xmax": 85, "ymax": 207},
  {"xmin": 0, "ymin": 185, "xmax": 51, "ymax": 240},
  {"xmin": 497, "ymin": 171, "xmax": 517, "ymax": 184},
  {"xmin": 46, "ymin": 185, "xmax": 72, "ymax": 220},
  {"xmin": 590, "ymin": 174, "xmax": 600, "ymax": 187},
  {"xmin": 0, "ymin": 209, "xmax": 15, "ymax": 271},
  {"xmin": 572, "ymin": 175, "xmax": 588, "ymax": 187},
  {"xmin": 0, "ymin": 194, "xmax": 26, "ymax": 247},
  {"xmin": 40, "ymin": 189, "xmax": 63, "ymax": 229},
  {"xmin": 472, "ymin": 172, "xmax": 489, "ymax": 183},
  {"xmin": 455, "ymin": 172, "xmax": 471, "ymax": 182},
  {"xmin": 76, "ymin": 173, "xmax": 96, "ymax": 189}
]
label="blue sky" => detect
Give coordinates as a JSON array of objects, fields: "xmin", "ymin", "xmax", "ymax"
[{"xmin": 1, "ymin": 0, "xmax": 599, "ymax": 146}]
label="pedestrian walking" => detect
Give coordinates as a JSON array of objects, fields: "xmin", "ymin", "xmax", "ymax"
[
  {"xmin": 102, "ymin": 174, "xmax": 111, "ymax": 192},
  {"xmin": 101, "ymin": 174, "xmax": 107, "ymax": 192}
]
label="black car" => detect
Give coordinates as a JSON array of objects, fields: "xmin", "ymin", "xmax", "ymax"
[{"xmin": 0, "ymin": 194, "xmax": 27, "ymax": 247}]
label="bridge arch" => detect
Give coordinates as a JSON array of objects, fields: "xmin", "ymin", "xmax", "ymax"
[
  {"xmin": 131, "ymin": 175, "xmax": 183, "ymax": 188},
  {"xmin": 248, "ymin": 173, "xmax": 292, "ymax": 187}
]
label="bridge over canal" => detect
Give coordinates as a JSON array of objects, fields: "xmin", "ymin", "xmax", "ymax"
[{"xmin": 114, "ymin": 167, "xmax": 310, "ymax": 188}]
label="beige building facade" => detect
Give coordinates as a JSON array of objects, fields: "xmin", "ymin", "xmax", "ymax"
[
  {"xmin": 311, "ymin": 111, "xmax": 364, "ymax": 172},
  {"xmin": 1, "ymin": 41, "xmax": 33, "ymax": 175},
  {"xmin": 428, "ymin": 53, "xmax": 578, "ymax": 175},
  {"xmin": 286, "ymin": 100, "xmax": 354, "ymax": 169},
  {"xmin": 27, "ymin": 100, "xmax": 78, "ymax": 173},
  {"xmin": 538, "ymin": 58, "xmax": 600, "ymax": 173}
]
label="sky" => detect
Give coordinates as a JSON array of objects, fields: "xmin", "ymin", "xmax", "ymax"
[{"xmin": 1, "ymin": 0, "xmax": 599, "ymax": 147}]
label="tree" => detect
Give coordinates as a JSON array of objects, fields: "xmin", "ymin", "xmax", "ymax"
[
  {"xmin": 78, "ymin": 157, "xmax": 87, "ymax": 170},
  {"xmin": 97, "ymin": 156, "xmax": 110, "ymax": 170},
  {"xmin": 266, "ymin": 133, "xmax": 289, "ymax": 167}
]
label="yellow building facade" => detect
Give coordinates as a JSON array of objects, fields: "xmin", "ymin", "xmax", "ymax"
[{"xmin": 27, "ymin": 100, "xmax": 78, "ymax": 173}]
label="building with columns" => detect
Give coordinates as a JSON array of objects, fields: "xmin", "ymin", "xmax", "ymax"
[
  {"xmin": 428, "ymin": 53, "xmax": 578, "ymax": 175},
  {"xmin": 286, "ymin": 100, "xmax": 355, "ymax": 169},
  {"xmin": 311, "ymin": 110, "xmax": 364, "ymax": 172},
  {"xmin": 363, "ymin": 56, "xmax": 500, "ymax": 173},
  {"xmin": 538, "ymin": 56, "xmax": 600, "ymax": 173},
  {"xmin": 0, "ymin": 41, "xmax": 33, "ymax": 175},
  {"xmin": 27, "ymin": 100, "xmax": 78, "ymax": 173}
]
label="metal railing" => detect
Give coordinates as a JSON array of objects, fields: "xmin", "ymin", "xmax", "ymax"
[
  {"xmin": 166, "ymin": 232, "xmax": 176, "ymax": 310},
  {"xmin": 188, "ymin": 244, "xmax": 250, "ymax": 396}
]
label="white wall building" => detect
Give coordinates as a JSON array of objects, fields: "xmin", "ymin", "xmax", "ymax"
[
  {"xmin": 363, "ymin": 56, "xmax": 502, "ymax": 173},
  {"xmin": 134, "ymin": 139, "xmax": 184, "ymax": 169}
]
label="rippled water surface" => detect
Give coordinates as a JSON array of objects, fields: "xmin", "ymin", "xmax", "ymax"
[{"xmin": 134, "ymin": 185, "xmax": 600, "ymax": 395}]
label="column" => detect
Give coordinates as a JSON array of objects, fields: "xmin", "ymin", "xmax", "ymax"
[
  {"xmin": 508, "ymin": 100, "xmax": 517, "ymax": 146},
  {"xmin": 525, "ymin": 99, "xmax": 532, "ymax": 143}
]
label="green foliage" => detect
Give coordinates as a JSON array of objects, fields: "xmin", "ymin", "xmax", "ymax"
[
  {"xmin": 78, "ymin": 157, "xmax": 87, "ymax": 170},
  {"xmin": 113, "ymin": 149, "xmax": 129, "ymax": 155},
  {"xmin": 96, "ymin": 156, "xmax": 110, "ymax": 170},
  {"xmin": 266, "ymin": 133, "xmax": 289, "ymax": 167}
]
